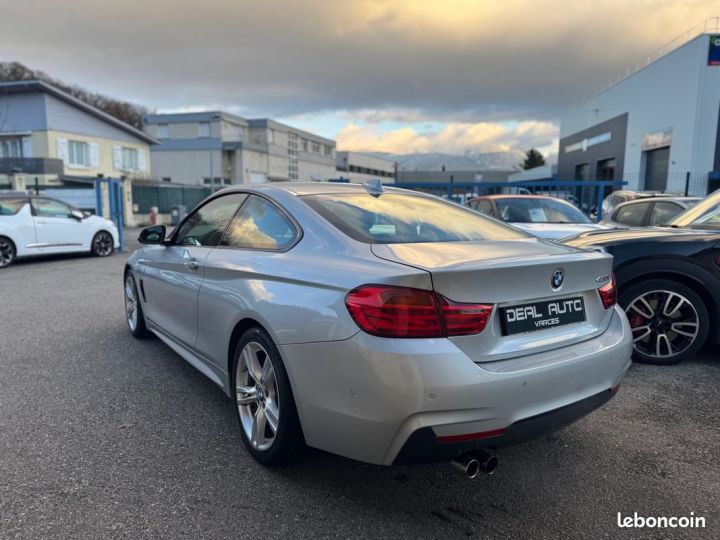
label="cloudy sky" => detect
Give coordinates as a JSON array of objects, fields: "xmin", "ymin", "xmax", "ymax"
[{"xmin": 1, "ymin": 1, "xmax": 717, "ymax": 158}]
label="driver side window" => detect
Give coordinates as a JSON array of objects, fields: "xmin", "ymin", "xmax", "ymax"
[
  {"xmin": 175, "ymin": 193, "xmax": 247, "ymax": 247},
  {"xmin": 32, "ymin": 198, "xmax": 72, "ymax": 218}
]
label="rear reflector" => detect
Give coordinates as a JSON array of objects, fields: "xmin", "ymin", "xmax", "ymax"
[
  {"xmin": 437, "ymin": 428, "xmax": 507, "ymax": 444},
  {"xmin": 345, "ymin": 285, "xmax": 493, "ymax": 338},
  {"xmin": 598, "ymin": 274, "xmax": 617, "ymax": 310}
]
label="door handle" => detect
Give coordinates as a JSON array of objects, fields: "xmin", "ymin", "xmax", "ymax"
[{"xmin": 184, "ymin": 258, "xmax": 201, "ymax": 271}]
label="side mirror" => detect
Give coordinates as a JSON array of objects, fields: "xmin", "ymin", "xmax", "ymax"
[
  {"xmin": 70, "ymin": 209, "xmax": 85, "ymax": 221},
  {"xmin": 139, "ymin": 225, "xmax": 167, "ymax": 245}
]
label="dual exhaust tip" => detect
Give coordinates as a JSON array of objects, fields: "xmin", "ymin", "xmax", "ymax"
[{"xmin": 452, "ymin": 449, "xmax": 498, "ymax": 479}]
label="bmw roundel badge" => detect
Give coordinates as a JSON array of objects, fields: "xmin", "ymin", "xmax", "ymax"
[{"xmin": 552, "ymin": 269, "xmax": 564, "ymax": 289}]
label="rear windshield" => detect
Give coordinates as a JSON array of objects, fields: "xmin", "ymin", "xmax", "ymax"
[
  {"xmin": 495, "ymin": 197, "xmax": 592, "ymax": 224},
  {"xmin": 302, "ymin": 193, "xmax": 529, "ymax": 244},
  {"xmin": 0, "ymin": 198, "xmax": 26, "ymax": 216}
]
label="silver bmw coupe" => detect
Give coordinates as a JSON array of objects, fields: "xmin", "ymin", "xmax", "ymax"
[{"xmin": 124, "ymin": 182, "xmax": 632, "ymax": 475}]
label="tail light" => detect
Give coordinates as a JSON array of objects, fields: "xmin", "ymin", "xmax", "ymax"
[
  {"xmin": 345, "ymin": 285, "xmax": 493, "ymax": 338},
  {"xmin": 598, "ymin": 274, "xmax": 617, "ymax": 310}
]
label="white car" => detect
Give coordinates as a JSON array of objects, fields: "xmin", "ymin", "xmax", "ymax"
[
  {"xmin": 0, "ymin": 195, "xmax": 119, "ymax": 268},
  {"xmin": 467, "ymin": 195, "xmax": 609, "ymax": 240}
]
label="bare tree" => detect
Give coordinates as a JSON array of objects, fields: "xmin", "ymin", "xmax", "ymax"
[{"xmin": 0, "ymin": 61, "xmax": 153, "ymax": 129}]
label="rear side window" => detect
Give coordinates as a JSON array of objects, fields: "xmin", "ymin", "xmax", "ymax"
[
  {"xmin": 471, "ymin": 199, "xmax": 494, "ymax": 216},
  {"xmin": 175, "ymin": 193, "xmax": 248, "ymax": 247},
  {"xmin": 302, "ymin": 193, "xmax": 528, "ymax": 244},
  {"xmin": 0, "ymin": 198, "xmax": 26, "ymax": 216},
  {"xmin": 614, "ymin": 202, "xmax": 649, "ymax": 226},
  {"xmin": 221, "ymin": 195, "xmax": 297, "ymax": 250}
]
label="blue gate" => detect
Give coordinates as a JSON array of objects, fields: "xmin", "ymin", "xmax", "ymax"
[{"xmin": 95, "ymin": 178, "xmax": 125, "ymax": 252}]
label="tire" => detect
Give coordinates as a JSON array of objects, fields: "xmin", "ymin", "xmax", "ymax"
[
  {"xmin": 91, "ymin": 230, "xmax": 114, "ymax": 257},
  {"xmin": 0, "ymin": 236, "xmax": 16, "ymax": 268},
  {"xmin": 124, "ymin": 271, "xmax": 149, "ymax": 338},
  {"xmin": 620, "ymin": 279, "xmax": 709, "ymax": 365},
  {"xmin": 231, "ymin": 327, "xmax": 304, "ymax": 466}
]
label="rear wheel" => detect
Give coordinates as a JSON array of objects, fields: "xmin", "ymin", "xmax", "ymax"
[
  {"xmin": 91, "ymin": 231, "xmax": 114, "ymax": 257},
  {"xmin": 0, "ymin": 236, "xmax": 15, "ymax": 268},
  {"xmin": 621, "ymin": 279, "xmax": 709, "ymax": 365},
  {"xmin": 231, "ymin": 327, "xmax": 304, "ymax": 465}
]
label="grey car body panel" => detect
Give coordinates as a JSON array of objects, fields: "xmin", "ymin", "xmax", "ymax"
[{"xmin": 126, "ymin": 182, "xmax": 632, "ymax": 464}]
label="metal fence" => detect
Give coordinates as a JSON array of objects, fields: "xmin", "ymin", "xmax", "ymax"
[
  {"xmin": 132, "ymin": 184, "xmax": 212, "ymax": 214},
  {"xmin": 392, "ymin": 180, "xmax": 628, "ymax": 219}
]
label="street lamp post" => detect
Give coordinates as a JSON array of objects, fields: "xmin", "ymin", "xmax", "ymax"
[{"xmin": 208, "ymin": 113, "xmax": 222, "ymax": 192}]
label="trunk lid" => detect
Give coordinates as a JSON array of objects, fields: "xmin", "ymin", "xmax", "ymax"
[{"xmin": 371, "ymin": 238, "xmax": 615, "ymax": 362}]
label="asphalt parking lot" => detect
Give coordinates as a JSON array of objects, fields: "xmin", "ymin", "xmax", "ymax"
[{"xmin": 1, "ymin": 232, "xmax": 719, "ymax": 539}]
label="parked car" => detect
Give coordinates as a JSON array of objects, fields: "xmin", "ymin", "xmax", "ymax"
[
  {"xmin": 0, "ymin": 195, "xmax": 119, "ymax": 268},
  {"xmin": 466, "ymin": 195, "xmax": 607, "ymax": 240},
  {"xmin": 124, "ymin": 183, "xmax": 631, "ymax": 473},
  {"xmin": 600, "ymin": 196, "xmax": 701, "ymax": 228},
  {"xmin": 565, "ymin": 190, "xmax": 720, "ymax": 365}
]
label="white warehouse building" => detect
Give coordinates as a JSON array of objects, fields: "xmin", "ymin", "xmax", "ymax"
[
  {"xmin": 143, "ymin": 112, "xmax": 336, "ymax": 186},
  {"xmin": 558, "ymin": 26, "xmax": 720, "ymax": 195},
  {"xmin": 335, "ymin": 151, "xmax": 396, "ymax": 183}
]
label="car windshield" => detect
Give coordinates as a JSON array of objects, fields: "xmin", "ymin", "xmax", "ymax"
[
  {"xmin": 669, "ymin": 190, "xmax": 720, "ymax": 228},
  {"xmin": 495, "ymin": 198, "xmax": 592, "ymax": 224},
  {"xmin": 302, "ymin": 192, "xmax": 529, "ymax": 244}
]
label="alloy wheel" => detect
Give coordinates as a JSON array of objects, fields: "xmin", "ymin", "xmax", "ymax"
[
  {"xmin": 124, "ymin": 276, "xmax": 137, "ymax": 331},
  {"xmin": 627, "ymin": 289, "xmax": 700, "ymax": 359},
  {"xmin": 236, "ymin": 341, "xmax": 280, "ymax": 451},
  {"xmin": 0, "ymin": 238, "xmax": 14, "ymax": 267},
  {"xmin": 94, "ymin": 232, "xmax": 113, "ymax": 256}
]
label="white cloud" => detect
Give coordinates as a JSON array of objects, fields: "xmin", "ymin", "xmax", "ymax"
[{"xmin": 337, "ymin": 120, "xmax": 558, "ymax": 155}]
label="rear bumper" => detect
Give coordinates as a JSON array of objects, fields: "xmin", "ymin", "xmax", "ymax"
[
  {"xmin": 279, "ymin": 305, "xmax": 632, "ymax": 466},
  {"xmin": 393, "ymin": 387, "xmax": 615, "ymax": 464}
]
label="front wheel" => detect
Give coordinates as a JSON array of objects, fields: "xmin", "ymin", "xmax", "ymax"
[
  {"xmin": 0, "ymin": 236, "xmax": 16, "ymax": 268},
  {"xmin": 91, "ymin": 231, "xmax": 114, "ymax": 257},
  {"xmin": 621, "ymin": 279, "xmax": 709, "ymax": 365},
  {"xmin": 124, "ymin": 271, "xmax": 149, "ymax": 338},
  {"xmin": 231, "ymin": 327, "xmax": 304, "ymax": 465}
]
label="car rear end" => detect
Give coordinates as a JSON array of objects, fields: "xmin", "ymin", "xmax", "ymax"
[{"xmin": 282, "ymin": 189, "xmax": 632, "ymax": 465}]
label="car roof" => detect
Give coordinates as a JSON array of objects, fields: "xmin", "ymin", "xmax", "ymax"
[
  {"xmin": 616, "ymin": 196, "xmax": 700, "ymax": 205},
  {"xmin": 214, "ymin": 181, "xmax": 413, "ymax": 197}
]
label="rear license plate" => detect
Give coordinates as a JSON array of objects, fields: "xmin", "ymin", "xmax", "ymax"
[{"xmin": 501, "ymin": 297, "xmax": 586, "ymax": 335}]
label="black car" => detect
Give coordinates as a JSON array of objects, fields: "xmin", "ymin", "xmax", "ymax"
[{"xmin": 565, "ymin": 190, "xmax": 720, "ymax": 365}]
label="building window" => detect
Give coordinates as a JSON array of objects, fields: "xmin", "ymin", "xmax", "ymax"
[
  {"xmin": 198, "ymin": 122, "xmax": 210, "ymax": 137},
  {"xmin": 162, "ymin": 177, "xmax": 172, "ymax": 182},
  {"xmin": 0, "ymin": 138, "xmax": 23, "ymax": 158},
  {"xmin": 311, "ymin": 142, "xmax": 321, "ymax": 153},
  {"xmin": 68, "ymin": 141, "xmax": 90, "ymax": 167},
  {"xmin": 158, "ymin": 124, "xmax": 169, "ymax": 139},
  {"xmin": 301, "ymin": 138, "xmax": 308, "ymax": 152},
  {"xmin": 122, "ymin": 148, "xmax": 139, "ymax": 171},
  {"xmin": 323, "ymin": 145, "xmax": 333, "ymax": 157}
]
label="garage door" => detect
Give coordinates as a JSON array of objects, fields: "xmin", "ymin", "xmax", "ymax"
[{"xmin": 644, "ymin": 147, "xmax": 669, "ymax": 192}]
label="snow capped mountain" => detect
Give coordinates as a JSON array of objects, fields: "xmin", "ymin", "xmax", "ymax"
[{"xmin": 369, "ymin": 150, "xmax": 525, "ymax": 171}]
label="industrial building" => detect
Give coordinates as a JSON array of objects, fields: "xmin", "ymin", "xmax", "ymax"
[
  {"xmin": 396, "ymin": 169, "xmax": 514, "ymax": 184},
  {"xmin": 335, "ymin": 151, "xmax": 396, "ymax": 183},
  {"xmin": 143, "ymin": 112, "xmax": 336, "ymax": 186},
  {"xmin": 558, "ymin": 24, "xmax": 720, "ymax": 195}
]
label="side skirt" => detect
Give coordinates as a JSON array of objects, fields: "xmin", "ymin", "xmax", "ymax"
[{"xmin": 147, "ymin": 320, "xmax": 229, "ymax": 395}]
